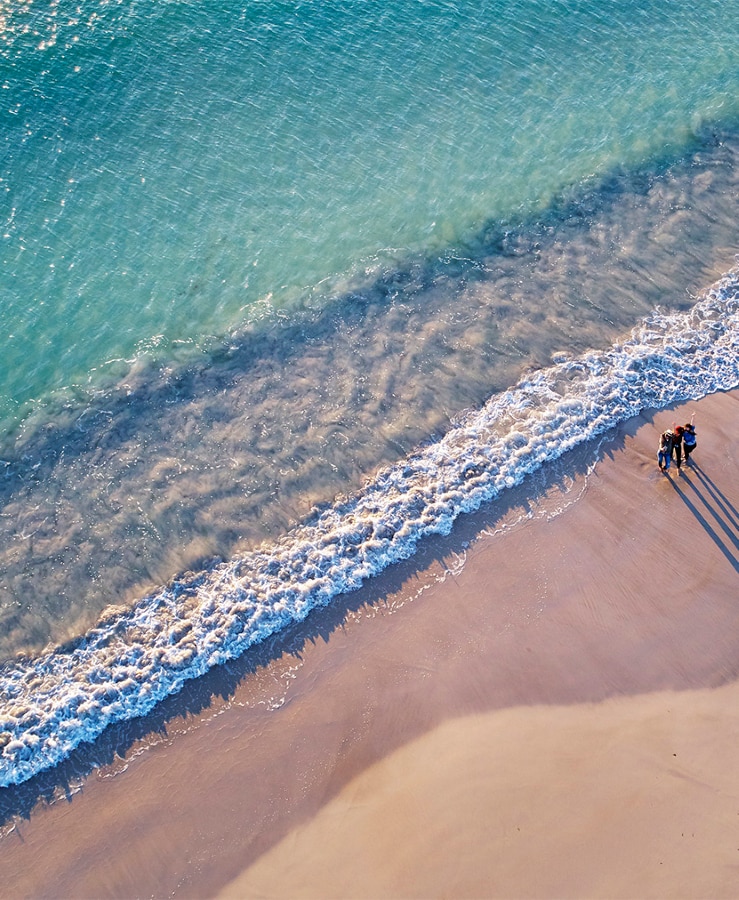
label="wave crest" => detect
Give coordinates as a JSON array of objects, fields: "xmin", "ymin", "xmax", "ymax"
[{"xmin": 1, "ymin": 269, "xmax": 738, "ymax": 788}]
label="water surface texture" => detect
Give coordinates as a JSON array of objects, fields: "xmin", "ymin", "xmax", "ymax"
[{"xmin": 0, "ymin": 0, "xmax": 738, "ymax": 785}]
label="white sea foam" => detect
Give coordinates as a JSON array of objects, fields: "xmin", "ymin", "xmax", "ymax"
[{"xmin": 1, "ymin": 270, "xmax": 738, "ymax": 788}]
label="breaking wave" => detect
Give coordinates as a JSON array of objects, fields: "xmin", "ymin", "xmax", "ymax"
[{"xmin": 1, "ymin": 269, "xmax": 737, "ymax": 788}]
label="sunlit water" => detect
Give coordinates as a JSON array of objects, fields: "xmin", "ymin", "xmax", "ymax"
[{"xmin": 0, "ymin": 0, "xmax": 738, "ymax": 786}]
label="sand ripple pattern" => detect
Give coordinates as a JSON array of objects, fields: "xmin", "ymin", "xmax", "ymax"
[{"xmin": 0, "ymin": 271, "xmax": 738, "ymax": 787}]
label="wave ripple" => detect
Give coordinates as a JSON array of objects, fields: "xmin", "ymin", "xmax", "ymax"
[{"xmin": 1, "ymin": 271, "xmax": 737, "ymax": 787}]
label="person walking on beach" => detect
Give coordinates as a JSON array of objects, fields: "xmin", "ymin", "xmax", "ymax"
[
  {"xmin": 658, "ymin": 429, "xmax": 673, "ymax": 473},
  {"xmin": 683, "ymin": 416, "xmax": 697, "ymax": 463},
  {"xmin": 671, "ymin": 423, "xmax": 685, "ymax": 471}
]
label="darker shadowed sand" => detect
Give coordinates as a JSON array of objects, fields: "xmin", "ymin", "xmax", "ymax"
[{"xmin": 1, "ymin": 391, "xmax": 738, "ymax": 899}]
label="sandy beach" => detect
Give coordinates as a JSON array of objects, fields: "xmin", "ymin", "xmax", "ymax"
[{"xmin": 1, "ymin": 390, "xmax": 738, "ymax": 899}]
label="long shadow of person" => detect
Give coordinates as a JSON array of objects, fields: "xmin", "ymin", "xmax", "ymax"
[
  {"xmin": 688, "ymin": 462, "xmax": 739, "ymax": 533},
  {"xmin": 668, "ymin": 468, "xmax": 739, "ymax": 570}
]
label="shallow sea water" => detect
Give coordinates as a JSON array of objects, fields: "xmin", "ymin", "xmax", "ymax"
[
  {"xmin": 0, "ymin": 0, "xmax": 738, "ymax": 787},
  {"xmin": 3, "ymin": 0, "xmax": 738, "ymax": 427},
  {"xmin": 2, "ymin": 131, "xmax": 737, "ymax": 658}
]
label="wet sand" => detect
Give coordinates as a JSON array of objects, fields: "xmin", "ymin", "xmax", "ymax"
[{"xmin": 1, "ymin": 390, "xmax": 738, "ymax": 898}]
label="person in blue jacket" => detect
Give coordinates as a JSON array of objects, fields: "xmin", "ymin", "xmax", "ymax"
[{"xmin": 683, "ymin": 418, "xmax": 697, "ymax": 463}]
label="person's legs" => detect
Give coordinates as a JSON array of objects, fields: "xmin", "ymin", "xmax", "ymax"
[{"xmin": 672, "ymin": 442, "xmax": 682, "ymax": 469}]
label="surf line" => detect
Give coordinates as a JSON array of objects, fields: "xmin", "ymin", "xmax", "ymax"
[{"xmin": 1, "ymin": 270, "xmax": 738, "ymax": 789}]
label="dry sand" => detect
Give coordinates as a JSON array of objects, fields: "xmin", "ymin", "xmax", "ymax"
[
  {"xmin": 223, "ymin": 684, "xmax": 739, "ymax": 900},
  {"xmin": 1, "ymin": 391, "xmax": 738, "ymax": 899}
]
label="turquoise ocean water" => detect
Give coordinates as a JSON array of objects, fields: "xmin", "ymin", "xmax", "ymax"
[{"xmin": 0, "ymin": 0, "xmax": 738, "ymax": 788}]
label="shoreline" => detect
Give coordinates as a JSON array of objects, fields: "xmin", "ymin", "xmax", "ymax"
[{"xmin": 1, "ymin": 390, "xmax": 738, "ymax": 898}]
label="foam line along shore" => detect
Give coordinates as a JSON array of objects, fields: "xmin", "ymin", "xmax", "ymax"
[
  {"xmin": 1, "ymin": 127, "xmax": 738, "ymax": 665},
  {"xmin": 0, "ymin": 269, "xmax": 737, "ymax": 788},
  {"xmin": 2, "ymin": 387, "xmax": 738, "ymax": 899},
  {"xmin": 2, "ymin": 0, "xmax": 739, "ymax": 841},
  {"xmin": 3, "ymin": 0, "xmax": 739, "ymax": 669}
]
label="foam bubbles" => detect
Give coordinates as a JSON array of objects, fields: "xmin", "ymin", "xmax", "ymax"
[{"xmin": 0, "ymin": 270, "xmax": 737, "ymax": 787}]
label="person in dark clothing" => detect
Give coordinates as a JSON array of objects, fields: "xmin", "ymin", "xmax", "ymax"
[
  {"xmin": 683, "ymin": 419, "xmax": 697, "ymax": 463},
  {"xmin": 671, "ymin": 424, "xmax": 685, "ymax": 470}
]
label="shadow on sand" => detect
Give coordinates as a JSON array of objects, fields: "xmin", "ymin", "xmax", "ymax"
[
  {"xmin": 667, "ymin": 461, "xmax": 739, "ymax": 572},
  {"xmin": 0, "ymin": 424, "xmax": 620, "ymax": 829}
]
